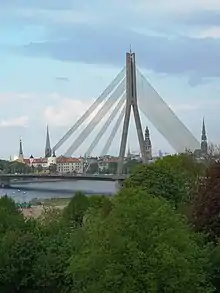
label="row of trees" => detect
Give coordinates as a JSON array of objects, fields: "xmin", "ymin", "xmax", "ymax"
[
  {"xmin": 0, "ymin": 159, "xmax": 32, "ymax": 174},
  {"xmin": 1, "ymin": 153, "xmax": 220, "ymax": 292},
  {"xmin": 0, "ymin": 159, "xmax": 58, "ymax": 174}
]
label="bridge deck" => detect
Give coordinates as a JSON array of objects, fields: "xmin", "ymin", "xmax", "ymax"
[{"xmin": 0, "ymin": 173, "xmax": 127, "ymax": 181}]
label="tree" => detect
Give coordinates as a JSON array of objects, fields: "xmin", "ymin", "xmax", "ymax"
[
  {"xmin": 0, "ymin": 230, "xmax": 41, "ymax": 292},
  {"xmin": 68, "ymin": 188, "xmax": 213, "ymax": 293},
  {"xmin": 155, "ymin": 154, "xmax": 205, "ymax": 193},
  {"xmin": 87, "ymin": 163, "xmax": 99, "ymax": 174},
  {"xmin": 30, "ymin": 218, "xmax": 73, "ymax": 293},
  {"xmin": 192, "ymin": 162, "xmax": 220, "ymax": 240},
  {"xmin": 62, "ymin": 192, "xmax": 90, "ymax": 226},
  {"xmin": 123, "ymin": 159, "xmax": 141, "ymax": 174},
  {"xmin": 0, "ymin": 196, "xmax": 24, "ymax": 235},
  {"xmin": 48, "ymin": 164, "xmax": 57, "ymax": 174},
  {"xmin": 108, "ymin": 162, "xmax": 118, "ymax": 174},
  {"xmin": 37, "ymin": 164, "xmax": 43, "ymax": 173},
  {"xmin": 125, "ymin": 163, "xmax": 188, "ymax": 206}
]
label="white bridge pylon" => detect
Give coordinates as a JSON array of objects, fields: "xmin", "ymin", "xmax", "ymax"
[{"xmin": 52, "ymin": 52, "xmax": 200, "ymax": 161}]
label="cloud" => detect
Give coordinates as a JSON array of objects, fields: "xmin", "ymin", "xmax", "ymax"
[
  {"xmin": 20, "ymin": 24, "xmax": 220, "ymax": 79},
  {"xmin": 0, "ymin": 92, "xmax": 32, "ymax": 105},
  {"xmin": 187, "ymin": 76, "xmax": 210, "ymax": 87},
  {"xmin": 2, "ymin": 0, "xmax": 220, "ymax": 83},
  {"xmin": 181, "ymin": 10, "xmax": 220, "ymax": 27},
  {"xmin": 171, "ymin": 99, "xmax": 220, "ymax": 111},
  {"xmin": 55, "ymin": 76, "xmax": 69, "ymax": 82},
  {"xmin": 44, "ymin": 98, "xmax": 92, "ymax": 126},
  {"xmin": 0, "ymin": 116, "xmax": 28, "ymax": 127}
]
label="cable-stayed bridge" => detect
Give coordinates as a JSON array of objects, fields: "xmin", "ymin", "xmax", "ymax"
[{"xmin": 51, "ymin": 51, "xmax": 200, "ymax": 175}]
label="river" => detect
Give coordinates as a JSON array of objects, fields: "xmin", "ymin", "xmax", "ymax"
[{"xmin": 0, "ymin": 180, "xmax": 116, "ymax": 203}]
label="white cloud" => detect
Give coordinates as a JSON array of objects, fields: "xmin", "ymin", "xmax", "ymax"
[
  {"xmin": 0, "ymin": 116, "xmax": 28, "ymax": 127},
  {"xmin": 0, "ymin": 92, "xmax": 32, "ymax": 104},
  {"xmin": 133, "ymin": 0, "xmax": 220, "ymax": 15},
  {"xmin": 195, "ymin": 27, "xmax": 220, "ymax": 38},
  {"xmin": 44, "ymin": 98, "xmax": 92, "ymax": 126},
  {"xmin": 171, "ymin": 99, "xmax": 220, "ymax": 111},
  {"xmin": 19, "ymin": 8, "xmax": 93, "ymax": 24}
]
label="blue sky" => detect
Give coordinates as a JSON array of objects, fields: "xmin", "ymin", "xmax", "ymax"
[{"xmin": 0, "ymin": 0, "xmax": 220, "ymax": 158}]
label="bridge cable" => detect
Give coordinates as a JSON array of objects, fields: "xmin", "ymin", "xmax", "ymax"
[
  {"xmin": 86, "ymin": 94, "xmax": 126, "ymax": 156},
  {"xmin": 52, "ymin": 67, "xmax": 125, "ymax": 152},
  {"xmin": 101, "ymin": 105, "xmax": 126, "ymax": 156},
  {"xmin": 64, "ymin": 79, "xmax": 126, "ymax": 157},
  {"xmin": 136, "ymin": 69, "xmax": 200, "ymax": 153}
]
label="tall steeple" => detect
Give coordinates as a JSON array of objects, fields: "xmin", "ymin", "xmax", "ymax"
[
  {"xmin": 201, "ymin": 117, "xmax": 207, "ymax": 141},
  {"xmin": 201, "ymin": 117, "xmax": 208, "ymax": 155},
  {"xmin": 144, "ymin": 126, "xmax": 152, "ymax": 160},
  {"xmin": 18, "ymin": 137, "xmax": 24, "ymax": 162},
  {"xmin": 45, "ymin": 125, "xmax": 52, "ymax": 158}
]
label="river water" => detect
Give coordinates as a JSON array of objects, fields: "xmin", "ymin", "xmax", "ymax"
[{"xmin": 0, "ymin": 180, "xmax": 116, "ymax": 203}]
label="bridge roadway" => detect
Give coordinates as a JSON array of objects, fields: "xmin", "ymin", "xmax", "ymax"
[{"xmin": 0, "ymin": 173, "xmax": 128, "ymax": 182}]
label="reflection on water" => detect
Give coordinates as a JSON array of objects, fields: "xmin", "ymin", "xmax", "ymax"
[{"xmin": 0, "ymin": 180, "xmax": 116, "ymax": 202}]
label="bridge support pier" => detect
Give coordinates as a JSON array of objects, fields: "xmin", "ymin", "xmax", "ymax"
[{"xmin": 115, "ymin": 180, "xmax": 124, "ymax": 193}]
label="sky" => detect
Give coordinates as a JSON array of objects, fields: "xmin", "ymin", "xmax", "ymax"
[{"xmin": 0, "ymin": 0, "xmax": 220, "ymax": 158}]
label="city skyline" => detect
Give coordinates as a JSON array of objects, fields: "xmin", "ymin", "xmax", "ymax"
[{"xmin": 0, "ymin": 1, "xmax": 220, "ymax": 158}]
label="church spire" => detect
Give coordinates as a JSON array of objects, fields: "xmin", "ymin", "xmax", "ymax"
[
  {"xmin": 201, "ymin": 117, "xmax": 207, "ymax": 141},
  {"xmin": 45, "ymin": 125, "xmax": 52, "ymax": 158},
  {"xmin": 18, "ymin": 137, "xmax": 24, "ymax": 162},
  {"xmin": 201, "ymin": 117, "xmax": 208, "ymax": 155}
]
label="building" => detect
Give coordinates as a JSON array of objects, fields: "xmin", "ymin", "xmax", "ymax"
[
  {"xmin": 144, "ymin": 126, "xmax": 152, "ymax": 160},
  {"xmin": 29, "ymin": 157, "xmax": 48, "ymax": 169},
  {"xmin": 98, "ymin": 157, "xmax": 119, "ymax": 173},
  {"xmin": 56, "ymin": 156, "xmax": 83, "ymax": 174},
  {"xmin": 24, "ymin": 155, "xmax": 83, "ymax": 174}
]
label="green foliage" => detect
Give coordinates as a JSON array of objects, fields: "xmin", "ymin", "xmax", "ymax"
[
  {"xmin": 30, "ymin": 219, "xmax": 73, "ymax": 293},
  {"xmin": 0, "ymin": 195, "xmax": 19, "ymax": 214},
  {"xmin": 0, "ymin": 230, "xmax": 41, "ymax": 292},
  {"xmin": 155, "ymin": 154, "xmax": 205, "ymax": 195},
  {"xmin": 0, "ymin": 159, "xmax": 32, "ymax": 174},
  {"xmin": 192, "ymin": 162, "xmax": 220, "ymax": 240},
  {"xmin": 108, "ymin": 162, "xmax": 118, "ymax": 174},
  {"xmin": 123, "ymin": 159, "xmax": 141, "ymax": 174},
  {"xmin": 87, "ymin": 195, "xmax": 113, "ymax": 221},
  {"xmin": 125, "ymin": 163, "xmax": 188, "ymax": 206},
  {"xmin": 68, "ymin": 188, "xmax": 213, "ymax": 293},
  {"xmin": 48, "ymin": 163, "xmax": 57, "ymax": 173},
  {"xmin": 155, "ymin": 153, "xmax": 205, "ymax": 177},
  {"xmin": 210, "ymin": 244, "xmax": 220, "ymax": 292},
  {"xmin": 0, "ymin": 196, "xmax": 25, "ymax": 235},
  {"xmin": 87, "ymin": 163, "xmax": 99, "ymax": 174},
  {"xmin": 62, "ymin": 192, "xmax": 90, "ymax": 226}
]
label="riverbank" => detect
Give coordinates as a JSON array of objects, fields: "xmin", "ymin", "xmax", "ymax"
[{"xmin": 21, "ymin": 197, "xmax": 70, "ymax": 218}]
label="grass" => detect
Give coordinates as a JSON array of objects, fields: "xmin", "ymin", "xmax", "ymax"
[{"xmin": 41, "ymin": 197, "xmax": 71, "ymax": 207}]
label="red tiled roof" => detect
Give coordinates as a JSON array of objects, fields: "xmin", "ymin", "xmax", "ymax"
[{"xmin": 56, "ymin": 156, "xmax": 82, "ymax": 163}]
